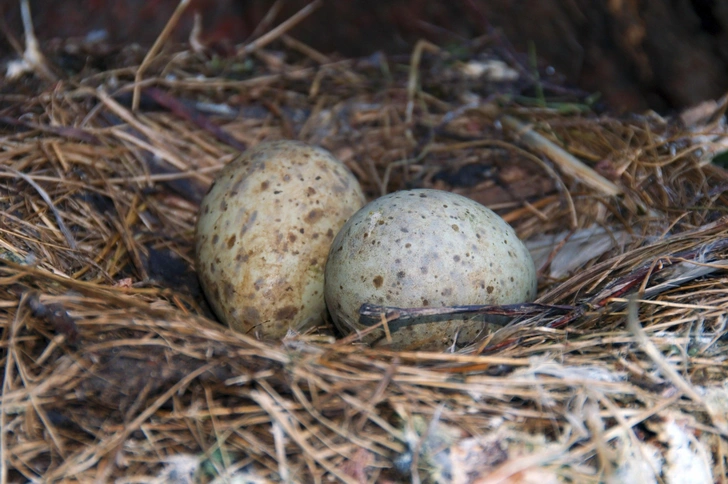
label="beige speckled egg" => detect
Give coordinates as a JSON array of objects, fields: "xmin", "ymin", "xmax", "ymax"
[
  {"xmin": 196, "ymin": 140, "xmax": 365, "ymax": 338},
  {"xmin": 324, "ymin": 189, "xmax": 537, "ymax": 350}
]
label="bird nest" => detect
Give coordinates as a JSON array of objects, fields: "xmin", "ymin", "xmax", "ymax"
[{"xmin": 2, "ymin": 10, "xmax": 728, "ymax": 484}]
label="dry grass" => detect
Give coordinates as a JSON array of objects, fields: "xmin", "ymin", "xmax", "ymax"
[{"xmin": 1, "ymin": 11, "xmax": 728, "ymax": 483}]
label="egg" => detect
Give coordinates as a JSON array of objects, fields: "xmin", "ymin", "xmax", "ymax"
[
  {"xmin": 324, "ymin": 189, "xmax": 537, "ymax": 350},
  {"xmin": 196, "ymin": 140, "xmax": 365, "ymax": 338}
]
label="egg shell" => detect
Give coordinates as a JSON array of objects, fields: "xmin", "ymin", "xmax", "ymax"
[
  {"xmin": 196, "ymin": 140, "xmax": 365, "ymax": 337},
  {"xmin": 324, "ymin": 189, "xmax": 537, "ymax": 350}
]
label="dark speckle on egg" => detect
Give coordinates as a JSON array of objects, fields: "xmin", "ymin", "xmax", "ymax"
[
  {"xmin": 305, "ymin": 209, "xmax": 323, "ymax": 224},
  {"xmin": 240, "ymin": 306, "xmax": 261, "ymax": 324},
  {"xmin": 275, "ymin": 305, "xmax": 299, "ymax": 320}
]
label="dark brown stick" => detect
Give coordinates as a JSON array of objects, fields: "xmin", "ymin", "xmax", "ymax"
[{"xmin": 358, "ymin": 302, "xmax": 574, "ymax": 327}]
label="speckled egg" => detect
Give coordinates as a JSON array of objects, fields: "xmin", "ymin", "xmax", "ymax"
[
  {"xmin": 324, "ymin": 189, "xmax": 537, "ymax": 350},
  {"xmin": 196, "ymin": 140, "xmax": 365, "ymax": 338}
]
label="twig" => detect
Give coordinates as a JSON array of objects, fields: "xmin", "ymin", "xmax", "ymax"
[
  {"xmin": 133, "ymin": 0, "xmax": 191, "ymax": 111},
  {"xmin": 406, "ymin": 40, "xmax": 441, "ymax": 124},
  {"xmin": 282, "ymin": 34, "xmax": 330, "ymax": 64},
  {"xmin": 188, "ymin": 12, "xmax": 204, "ymax": 54},
  {"xmin": 0, "ymin": 293, "xmax": 28, "ymax": 484},
  {"xmin": 271, "ymin": 422, "xmax": 289, "ymax": 483},
  {"xmin": 238, "ymin": 0, "xmax": 323, "ymax": 57},
  {"xmin": 502, "ymin": 115, "xmax": 622, "ymax": 196},
  {"xmin": 359, "ymin": 302, "xmax": 574, "ymax": 327},
  {"xmin": 18, "ymin": 0, "xmax": 57, "ymax": 81},
  {"xmin": 248, "ymin": 0, "xmax": 284, "ymax": 41}
]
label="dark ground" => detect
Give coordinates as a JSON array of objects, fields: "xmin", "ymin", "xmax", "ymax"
[{"xmin": 1, "ymin": 0, "xmax": 727, "ymax": 113}]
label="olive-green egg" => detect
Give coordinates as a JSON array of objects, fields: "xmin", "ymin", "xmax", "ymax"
[{"xmin": 196, "ymin": 140, "xmax": 365, "ymax": 338}]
